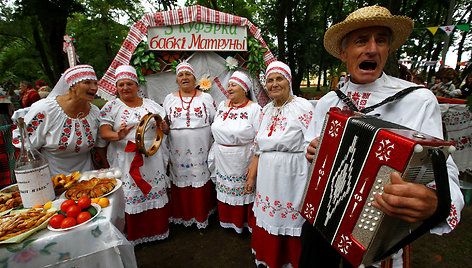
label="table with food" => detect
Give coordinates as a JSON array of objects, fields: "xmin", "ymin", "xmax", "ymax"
[{"xmin": 0, "ymin": 168, "xmax": 136, "ymax": 268}]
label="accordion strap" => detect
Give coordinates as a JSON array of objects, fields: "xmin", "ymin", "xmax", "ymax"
[
  {"xmin": 335, "ymin": 86, "xmax": 424, "ymax": 114},
  {"xmin": 376, "ymin": 149, "xmax": 452, "ymax": 262}
]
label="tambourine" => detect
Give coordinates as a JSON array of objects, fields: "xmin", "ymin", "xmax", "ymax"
[{"xmin": 135, "ymin": 113, "xmax": 164, "ymax": 156}]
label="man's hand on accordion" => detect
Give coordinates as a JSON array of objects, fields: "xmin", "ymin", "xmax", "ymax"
[{"xmin": 372, "ymin": 172, "xmax": 438, "ymax": 223}]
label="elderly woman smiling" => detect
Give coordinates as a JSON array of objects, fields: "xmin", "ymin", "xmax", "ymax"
[
  {"xmin": 211, "ymin": 71, "xmax": 261, "ymax": 234},
  {"xmin": 12, "ymin": 65, "xmax": 105, "ymax": 176},
  {"xmin": 244, "ymin": 61, "xmax": 316, "ymax": 268},
  {"xmin": 99, "ymin": 65, "xmax": 171, "ymax": 245}
]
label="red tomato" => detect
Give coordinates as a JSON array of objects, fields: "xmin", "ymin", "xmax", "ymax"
[
  {"xmin": 61, "ymin": 217, "xmax": 77, "ymax": 229},
  {"xmin": 49, "ymin": 214, "xmax": 65, "ymax": 229},
  {"xmin": 66, "ymin": 205, "xmax": 81, "ymax": 218},
  {"xmin": 60, "ymin": 199, "xmax": 76, "ymax": 213},
  {"xmin": 76, "ymin": 211, "xmax": 92, "ymax": 224},
  {"xmin": 77, "ymin": 196, "xmax": 92, "ymax": 210}
]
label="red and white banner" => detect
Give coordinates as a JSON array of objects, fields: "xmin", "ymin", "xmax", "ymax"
[{"xmin": 98, "ymin": 5, "xmax": 275, "ymax": 101}]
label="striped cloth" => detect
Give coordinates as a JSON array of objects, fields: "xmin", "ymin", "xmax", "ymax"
[
  {"xmin": 97, "ymin": 5, "xmax": 275, "ymax": 105},
  {"xmin": 0, "ymin": 124, "xmax": 17, "ymax": 186}
]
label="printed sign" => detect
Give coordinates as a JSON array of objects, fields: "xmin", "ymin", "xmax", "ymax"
[{"xmin": 147, "ymin": 22, "xmax": 247, "ymax": 51}]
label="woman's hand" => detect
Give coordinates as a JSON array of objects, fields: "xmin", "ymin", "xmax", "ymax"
[
  {"xmin": 244, "ymin": 155, "xmax": 259, "ymax": 194},
  {"xmin": 159, "ymin": 119, "xmax": 170, "ymax": 135},
  {"xmin": 305, "ymin": 137, "xmax": 320, "ymax": 163},
  {"xmin": 244, "ymin": 177, "xmax": 255, "ymax": 194},
  {"xmin": 100, "ymin": 124, "xmax": 134, "ymax": 142},
  {"xmin": 117, "ymin": 123, "xmax": 134, "ymax": 140}
]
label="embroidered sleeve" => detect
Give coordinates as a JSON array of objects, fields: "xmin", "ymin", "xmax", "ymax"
[
  {"xmin": 99, "ymin": 100, "xmax": 117, "ymax": 127},
  {"xmin": 12, "ymin": 108, "xmax": 48, "ymax": 150}
]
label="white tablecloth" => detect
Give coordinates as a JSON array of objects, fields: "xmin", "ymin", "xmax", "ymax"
[
  {"xmin": 0, "ymin": 186, "xmax": 136, "ymax": 268},
  {"xmin": 440, "ymin": 103, "xmax": 472, "ymax": 172}
]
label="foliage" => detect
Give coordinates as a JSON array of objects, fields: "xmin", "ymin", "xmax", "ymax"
[
  {"xmin": 131, "ymin": 42, "xmax": 161, "ymax": 85},
  {"xmin": 246, "ymin": 37, "xmax": 267, "ymax": 79}
]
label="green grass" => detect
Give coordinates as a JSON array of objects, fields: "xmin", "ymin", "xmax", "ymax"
[{"xmin": 91, "ymin": 98, "xmax": 108, "ymax": 109}]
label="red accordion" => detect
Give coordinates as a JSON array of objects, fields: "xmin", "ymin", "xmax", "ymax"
[{"xmin": 300, "ymin": 108, "xmax": 454, "ymax": 266}]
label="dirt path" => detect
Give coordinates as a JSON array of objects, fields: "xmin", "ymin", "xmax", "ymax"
[{"xmin": 135, "ymin": 205, "xmax": 472, "ymax": 267}]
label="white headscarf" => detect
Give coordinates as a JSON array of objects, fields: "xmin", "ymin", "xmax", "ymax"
[
  {"xmin": 228, "ymin": 71, "xmax": 252, "ymax": 93},
  {"xmin": 265, "ymin": 61, "xmax": 292, "ymax": 93},
  {"xmin": 115, "ymin": 65, "xmax": 138, "ymax": 84},
  {"xmin": 48, "ymin": 65, "xmax": 97, "ymax": 99}
]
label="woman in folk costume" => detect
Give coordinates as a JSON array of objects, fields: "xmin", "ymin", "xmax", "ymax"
[
  {"xmin": 163, "ymin": 61, "xmax": 217, "ymax": 228},
  {"xmin": 211, "ymin": 71, "xmax": 261, "ymax": 233},
  {"xmin": 99, "ymin": 65, "xmax": 171, "ymax": 244},
  {"xmin": 12, "ymin": 65, "xmax": 106, "ymax": 176},
  {"xmin": 244, "ymin": 61, "xmax": 316, "ymax": 268}
]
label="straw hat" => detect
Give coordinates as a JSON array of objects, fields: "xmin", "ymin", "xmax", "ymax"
[{"xmin": 324, "ymin": 6, "xmax": 414, "ymax": 59}]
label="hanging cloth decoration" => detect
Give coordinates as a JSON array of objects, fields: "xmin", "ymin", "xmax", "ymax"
[
  {"xmin": 456, "ymin": 24, "xmax": 470, "ymax": 32},
  {"xmin": 439, "ymin": 25, "xmax": 455, "ymax": 36},
  {"xmin": 427, "ymin": 27, "xmax": 439, "ymax": 35}
]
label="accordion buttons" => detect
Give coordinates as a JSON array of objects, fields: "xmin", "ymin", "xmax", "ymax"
[
  {"xmin": 374, "ymin": 217, "xmax": 379, "ymax": 221},
  {"xmin": 369, "ymin": 228, "xmax": 374, "ymax": 232}
]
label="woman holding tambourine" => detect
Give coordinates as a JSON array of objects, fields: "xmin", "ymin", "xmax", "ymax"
[
  {"xmin": 163, "ymin": 61, "xmax": 217, "ymax": 229},
  {"xmin": 99, "ymin": 65, "xmax": 171, "ymax": 245}
]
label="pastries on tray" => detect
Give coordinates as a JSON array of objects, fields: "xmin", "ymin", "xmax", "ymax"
[
  {"xmin": 52, "ymin": 171, "xmax": 81, "ymax": 195},
  {"xmin": 0, "ymin": 208, "xmax": 55, "ymax": 241},
  {"xmin": 65, "ymin": 178, "xmax": 117, "ymax": 201},
  {"xmin": 0, "ymin": 192, "xmax": 22, "ymax": 212}
]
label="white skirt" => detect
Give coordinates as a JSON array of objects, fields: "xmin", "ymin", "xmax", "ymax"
[
  {"xmin": 168, "ymin": 126, "xmax": 212, "ymax": 188},
  {"xmin": 214, "ymin": 143, "xmax": 255, "ymax": 205}
]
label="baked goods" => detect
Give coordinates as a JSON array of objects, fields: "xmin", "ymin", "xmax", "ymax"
[
  {"xmin": 52, "ymin": 171, "xmax": 81, "ymax": 195},
  {"xmin": 0, "ymin": 192, "xmax": 22, "ymax": 213},
  {"xmin": 0, "ymin": 208, "xmax": 55, "ymax": 241},
  {"xmin": 65, "ymin": 178, "xmax": 117, "ymax": 201}
]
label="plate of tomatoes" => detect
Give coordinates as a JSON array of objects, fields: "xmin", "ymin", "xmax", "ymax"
[{"xmin": 48, "ymin": 197, "xmax": 101, "ymax": 231}]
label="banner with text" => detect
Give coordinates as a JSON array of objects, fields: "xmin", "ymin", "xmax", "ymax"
[{"xmin": 147, "ymin": 22, "xmax": 247, "ymax": 51}]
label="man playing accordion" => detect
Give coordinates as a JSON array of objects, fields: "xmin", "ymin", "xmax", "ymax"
[{"xmin": 300, "ymin": 6, "xmax": 464, "ymax": 268}]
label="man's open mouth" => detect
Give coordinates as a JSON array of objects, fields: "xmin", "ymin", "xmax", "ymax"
[{"xmin": 359, "ymin": 61, "xmax": 377, "ymax": 71}]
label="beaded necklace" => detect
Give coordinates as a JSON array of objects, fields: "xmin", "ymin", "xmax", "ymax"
[
  {"xmin": 223, "ymin": 99, "xmax": 250, "ymax": 121},
  {"xmin": 179, "ymin": 89, "xmax": 197, "ymax": 110}
]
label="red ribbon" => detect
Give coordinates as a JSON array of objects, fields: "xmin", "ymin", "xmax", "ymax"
[{"xmin": 125, "ymin": 140, "xmax": 152, "ymax": 195}]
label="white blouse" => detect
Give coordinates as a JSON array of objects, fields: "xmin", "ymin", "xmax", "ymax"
[
  {"xmin": 211, "ymin": 101, "xmax": 262, "ymax": 146},
  {"xmin": 163, "ymin": 91, "xmax": 216, "ymax": 129},
  {"xmin": 12, "ymin": 97, "xmax": 103, "ymax": 176}
]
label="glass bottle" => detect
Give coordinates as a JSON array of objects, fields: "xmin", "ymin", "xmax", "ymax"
[{"xmin": 14, "ymin": 117, "xmax": 55, "ymax": 208}]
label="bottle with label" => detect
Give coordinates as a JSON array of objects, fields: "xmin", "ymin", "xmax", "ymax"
[{"xmin": 14, "ymin": 117, "xmax": 55, "ymax": 208}]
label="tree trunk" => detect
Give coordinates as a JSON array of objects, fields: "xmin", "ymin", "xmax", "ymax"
[
  {"xmin": 32, "ymin": 17, "xmax": 55, "ymax": 83},
  {"xmin": 102, "ymin": 11, "xmax": 114, "ymax": 65},
  {"xmin": 440, "ymin": 0, "xmax": 456, "ymax": 68},
  {"xmin": 455, "ymin": 9, "xmax": 471, "ymax": 71},
  {"xmin": 276, "ymin": 0, "xmax": 288, "ymax": 61}
]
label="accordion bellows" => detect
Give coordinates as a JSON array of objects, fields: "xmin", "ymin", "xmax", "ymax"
[{"xmin": 301, "ymin": 108, "xmax": 454, "ymax": 266}]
